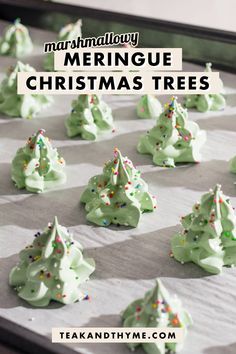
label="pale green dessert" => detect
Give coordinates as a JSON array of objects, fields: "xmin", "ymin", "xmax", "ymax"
[
  {"xmin": 184, "ymin": 63, "xmax": 226, "ymax": 112},
  {"xmin": 0, "ymin": 61, "xmax": 53, "ymax": 119},
  {"xmin": 122, "ymin": 279, "xmax": 192, "ymax": 354},
  {"xmin": 229, "ymin": 155, "xmax": 236, "ymax": 176},
  {"xmin": 137, "ymin": 96, "xmax": 206, "ymax": 167},
  {"xmin": 80, "ymin": 148, "xmax": 157, "ymax": 227},
  {"xmin": 0, "ymin": 18, "xmax": 33, "ymax": 58},
  {"xmin": 171, "ymin": 184, "xmax": 236, "ymax": 274},
  {"xmin": 65, "ymin": 94, "xmax": 114, "ymax": 140},
  {"xmin": 11, "ymin": 129, "xmax": 66, "ymax": 193},
  {"xmin": 44, "ymin": 19, "xmax": 82, "ymax": 71},
  {"xmin": 137, "ymin": 94, "xmax": 162, "ymax": 119},
  {"xmin": 9, "ymin": 216, "xmax": 95, "ymax": 307}
]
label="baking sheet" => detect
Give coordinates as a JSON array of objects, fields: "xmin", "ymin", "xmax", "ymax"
[{"xmin": 0, "ymin": 20, "xmax": 236, "ymax": 354}]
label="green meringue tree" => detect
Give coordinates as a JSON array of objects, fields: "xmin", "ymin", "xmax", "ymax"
[
  {"xmin": 229, "ymin": 155, "xmax": 236, "ymax": 179},
  {"xmin": 44, "ymin": 19, "xmax": 82, "ymax": 71},
  {"xmin": 171, "ymin": 184, "xmax": 236, "ymax": 274},
  {"xmin": 0, "ymin": 18, "xmax": 33, "ymax": 58},
  {"xmin": 137, "ymin": 96, "xmax": 206, "ymax": 167},
  {"xmin": 137, "ymin": 94, "xmax": 162, "ymax": 119},
  {"xmin": 9, "ymin": 216, "xmax": 95, "ymax": 307},
  {"xmin": 11, "ymin": 129, "xmax": 66, "ymax": 193},
  {"xmin": 0, "ymin": 61, "xmax": 52, "ymax": 119},
  {"xmin": 122, "ymin": 279, "xmax": 192, "ymax": 354},
  {"xmin": 65, "ymin": 94, "xmax": 114, "ymax": 140},
  {"xmin": 80, "ymin": 148, "xmax": 157, "ymax": 227},
  {"xmin": 184, "ymin": 63, "xmax": 226, "ymax": 112}
]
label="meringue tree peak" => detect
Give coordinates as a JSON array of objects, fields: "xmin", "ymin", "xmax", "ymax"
[
  {"xmin": 122, "ymin": 279, "xmax": 192, "ymax": 354},
  {"xmin": 65, "ymin": 94, "xmax": 114, "ymax": 140},
  {"xmin": 205, "ymin": 62, "xmax": 212, "ymax": 72},
  {"xmin": 9, "ymin": 217, "xmax": 95, "ymax": 307},
  {"xmin": 81, "ymin": 148, "xmax": 157, "ymax": 227},
  {"xmin": 137, "ymin": 97, "xmax": 206, "ymax": 167},
  {"xmin": 11, "ymin": 129, "xmax": 66, "ymax": 193},
  {"xmin": 171, "ymin": 184, "xmax": 236, "ymax": 274}
]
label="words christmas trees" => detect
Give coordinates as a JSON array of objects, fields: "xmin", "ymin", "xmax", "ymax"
[
  {"xmin": 184, "ymin": 63, "xmax": 226, "ymax": 112},
  {"xmin": 44, "ymin": 19, "xmax": 82, "ymax": 71},
  {"xmin": 9, "ymin": 217, "xmax": 95, "ymax": 306},
  {"xmin": 65, "ymin": 94, "xmax": 114, "ymax": 140},
  {"xmin": 122, "ymin": 279, "xmax": 192, "ymax": 354},
  {"xmin": 0, "ymin": 61, "xmax": 52, "ymax": 119},
  {"xmin": 137, "ymin": 94, "xmax": 162, "ymax": 119},
  {"xmin": 0, "ymin": 18, "xmax": 33, "ymax": 58},
  {"xmin": 11, "ymin": 129, "xmax": 66, "ymax": 193},
  {"xmin": 171, "ymin": 184, "xmax": 236, "ymax": 274},
  {"xmin": 81, "ymin": 148, "xmax": 157, "ymax": 227},
  {"xmin": 137, "ymin": 97, "xmax": 206, "ymax": 167}
]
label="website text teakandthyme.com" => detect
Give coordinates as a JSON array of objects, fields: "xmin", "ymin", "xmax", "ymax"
[{"xmin": 52, "ymin": 328, "xmax": 184, "ymax": 343}]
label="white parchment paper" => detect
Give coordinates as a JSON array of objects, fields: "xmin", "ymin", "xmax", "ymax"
[{"xmin": 0, "ymin": 20, "xmax": 236, "ymax": 354}]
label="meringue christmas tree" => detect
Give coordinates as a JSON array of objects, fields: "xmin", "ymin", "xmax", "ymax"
[
  {"xmin": 122, "ymin": 279, "xmax": 192, "ymax": 354},
  {"xmin": 137, "ymin": 94, "xmax": 162, "ymax": 119},
  {"xmin": 65, "ymin": 94, "xmax": 114, "ymax": 140},
  {"xmin": 44, "ymin": 19, "xmax": 82, "ymax": 71},
  {"xmin": 171, "ymin": 184, "xmax": 236, "ymax": 274},
  {"xmin": 229, "ymin": 155, "xmax": 236, "ymax": 177},
  {"xmin": 137, "ymin": 96, "xmax": 206, "ymax": 167},
  {"xmin": 11, "ymin": 129, "xmax": 66, "ymax": 193},
  {"xmin": 0, "ymin": 61, "xmax": 52, "ymax": 119},
  {"xmin": 184, "ymin": 63, "xmax": 226, "ymax": 112},
  {"xmin": 0, "ymin": 18, "xmax": 33, "ymax": 58},
  {"xmin": 80, "ymin": 148, "xmax": 157, "ymax": 227},
  {"xmin": 9, "ymin": 217, "xmax": 95, "ymax": 307}
]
